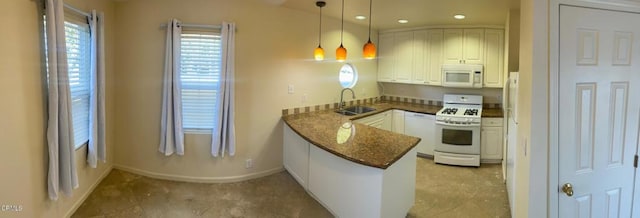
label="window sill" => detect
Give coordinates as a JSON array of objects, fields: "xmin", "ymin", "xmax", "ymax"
[{"xmin": 75, "ymin": 141, "xmax": 88, "ymax": 151}]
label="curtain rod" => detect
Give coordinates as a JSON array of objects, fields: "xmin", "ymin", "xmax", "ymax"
[
  {"xmin": 63, "ymin": 3, "xmax": 91, "ymax": 18},
  {"xmin": 160, "ymin": 23, "xmax": 222, "ymax": 30}
]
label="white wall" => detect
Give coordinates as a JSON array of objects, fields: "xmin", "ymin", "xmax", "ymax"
[
  {"xmin": 112, "ymin": 0, "xmax": 379, "ymax": 181},
  {"xmin": 382, "ymin": 83, "xmax": 504, "ymax": 104},
  {"xmin": 514, "ymin": 0, "xmax": 549, "ymax": 216},
  {"xmin": 0, "ymin": 0, "xmax": 116, "ymax": 217}
]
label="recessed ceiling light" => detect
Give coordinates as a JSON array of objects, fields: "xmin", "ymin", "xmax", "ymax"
[
  {"xmin": 398, "ymin": 19, "xmax": 409, "ymax": 24},
  {"xmin": 454, "ymin": 14, "xmax": 466, "ymax": 20},
  {"xmin": 355, "ymin": 15, "xmax": 366, "ymax": 20}
]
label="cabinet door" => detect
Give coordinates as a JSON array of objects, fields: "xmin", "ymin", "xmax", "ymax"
[
  {"xmin": 426, "ymin": 29, "xmax": 443, "ymax": 85},
  {"xmin": 377, "ymin": 33, "xmax": 395, "ymax": 82},
  {"xmin": 443, "ymin": 29, "xmax": 463, "ymax": 64},
  {"xmin": 381, "ymin": 111, "xmax": 392, "ymax": 131},
  {"xmin": 412, "ymin": 30, "xmax": 427, "ymax": 84},
  {"xmin": 462, "ymin": 29, "xmax": 484, "ymax": 64},
  {"xmin": 481, "ymin": 126, "xmax": 503, "ymax": 161},
  {"xmin": 394, "ymin": 32, "xmax": 414, "ymax": 83},
  {"xmin": 424, "ymin": 115, "xmax": 436, "ymax": 156},
  {"xmin": 354, "ymin": 111, "xmax": 391, "ymax": 131},
  {"xmin": 283, "ymin": 125, "xmax": 310, "ymax": 189},
  {"xmin": 392, "ymin": 110, "xmax": 405, "ymax": 133},
  {"xmin": 483, "ymin": 29, "xmax": 504, "ymax": 88}
]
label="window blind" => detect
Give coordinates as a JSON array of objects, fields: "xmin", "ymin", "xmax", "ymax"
[
  {"xmin": 65, "ymin": 21, "xmax": 91, "ymax": 147},
  {"xmin": 180, "ymin": 33, "xmax": 222, "ymax": 130}
]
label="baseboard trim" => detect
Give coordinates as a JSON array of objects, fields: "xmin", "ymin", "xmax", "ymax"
[
  {"xmin": 113, "ymin": 164, "xmax": 285, "ymax": 183},
  {"xmin": 65, "ymin": 165, "xmax": 113, "ymax": 218},
  {"xmin": 480, "ymin": 159, "xmax": 503, "ymax": 164}
]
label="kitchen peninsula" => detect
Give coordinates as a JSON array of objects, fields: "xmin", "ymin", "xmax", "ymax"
[{"xmin": 282, "ymin": 103, "xmax": 421, "ymax": 218}]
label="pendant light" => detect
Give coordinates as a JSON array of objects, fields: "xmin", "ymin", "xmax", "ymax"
[
  {"xmin": 336, "ymin": 0, "xmax": 347, "ymax": 62},
  {"xmin": 362, "ymin": 0, "xmax": 376, "ymax": 59},
  {"xmin": 314, "ymin": 1, "xmax": 326, "ymax": 61}
]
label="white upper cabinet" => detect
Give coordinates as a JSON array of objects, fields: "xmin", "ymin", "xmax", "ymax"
[
  {"xmin": 426, "ymin": 29, "xmax": 444, "ymax": 85},
  {"xmin": 377, "ymin": 32, "xmax": 414, "ymax": 83},
  {"xmin": 483, "ymin": 29, "xmax": 505, "ymax": 88},
  {"xmin": 462, "ymin": 29, "xmax": 485, "ymax": 64},
  {"xmin": 377, "ymin": 33, "xmax": 395, "ymax": 82},
  {"xmin": 394, "ymin": 32, "xmax": 414, "ymax": 83},
  {"xmin": 378, "ymin": 27, "xmax": 502, "ymax": 87},
  {"xmin": 443, "ymin": 29, "xmax": 464, "ymax": 64},
  {"xmin": 443, "ymin": 29, "xmax": 484, "ymax": 64},
  {"xmin": 412, "ymin": 30, "xmax": 427, "ymax": 84}
]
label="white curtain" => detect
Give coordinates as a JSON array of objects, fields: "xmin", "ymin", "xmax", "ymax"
[
  {"xmin": 87, "ymin": 10, "xmax": 106, "ymax": 168},
  {"xmin": 159, "ymin": 19, "xmax": 184, "ymax": 156},
  {"xmin": 46, "ymin": 0, "xmax": 79, "ymax": 200},
  {"xmin": 211, "ymin": 22, "xmax": 236, "ymax": 157}
]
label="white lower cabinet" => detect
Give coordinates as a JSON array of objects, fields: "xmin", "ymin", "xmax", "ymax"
[
  {"xmin": 354, "ymin": 110, "xmax": 392, "ymax": 131},
  {"xmin": 391, "ymin": 110, "xmax": 405, "ymax": 133},
  {"xmin": 404, "ymin": 112, "xmax": 436, "ymax": 156},
  {"xmin": 283, "ymin": 125, "xmax": 309, "ymax": 190},
  {"xmin": 481, "ymin": 118, "xmax": 503, "ymax": 162},
  {"xmin": 284, "ymin": 123, "xmax": 417, "ymax": 218}
]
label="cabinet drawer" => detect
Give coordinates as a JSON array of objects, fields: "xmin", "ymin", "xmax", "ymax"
[{"xmin": 481, "ymin": 118, "xmax": 503, "ymax": 127}]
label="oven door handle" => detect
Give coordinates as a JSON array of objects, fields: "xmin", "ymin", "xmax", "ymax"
[{"xmin": 435, "ymin": 121, "xmax": 480, "ymax": 127}]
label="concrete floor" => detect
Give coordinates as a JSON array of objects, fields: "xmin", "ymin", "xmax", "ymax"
[{"xmin": 72, "ymin": 158, "xmax": 510, "ymax": 217}]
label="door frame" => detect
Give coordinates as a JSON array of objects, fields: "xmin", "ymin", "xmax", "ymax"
[{"xmin": 549, "ymin": 1, "xmax": 640, "ymax": 217}]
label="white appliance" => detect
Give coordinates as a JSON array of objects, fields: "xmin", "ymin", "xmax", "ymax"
[
  {"xmin": 404, "ymin": 112, "xmax": 436, "ymax": 156},
  {"xmin": 441, "ymin": 64, "xmax": 483, "ymax": 88},
  {"xmin": 434, "ymin": 94, "xmax": 483, "ymax": 166},
  {"xmin": 504, "ymin": 72, "xmax": 519, "ymax": 214}
]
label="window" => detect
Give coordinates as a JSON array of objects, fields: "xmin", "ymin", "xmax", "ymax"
[
  {"xmin": 65, "ymin": 20, "xmax": 92, "ymax": 148},
  {"xmin": 180, "ymin": 32, "xmax": 222, "ymax": 130},
  {"xmin": 44, "ymin": 16, "xmax": 92, "ymax": 148},
  {"xmin": 339, "ymin": 63, "xmax": 358, "ymax": 88}
]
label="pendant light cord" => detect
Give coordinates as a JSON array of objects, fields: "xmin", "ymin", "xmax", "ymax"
[
  {"xmin": 340, "ymin": 0, "xmax": 344, "ymax": 45},
  {"xmin": 319, "ymin": 4, "xmax": 322, "ymax": 45},
  {"xmin": 368, "ymin": 0, "xmax": 372, "ymax": 40}
]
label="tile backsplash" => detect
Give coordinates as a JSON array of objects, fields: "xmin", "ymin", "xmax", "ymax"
[{"xmin": 281, "ymin": 95, "xmax": 502, "ymax": 116}]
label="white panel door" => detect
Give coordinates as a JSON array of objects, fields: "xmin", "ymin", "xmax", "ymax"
[{"xmin": 559, "ymin": 6, "xmax": 640, "ymax": 218}]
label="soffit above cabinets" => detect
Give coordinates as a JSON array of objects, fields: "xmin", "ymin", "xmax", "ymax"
[{"xmin": 280, "ymin": 0, "xmax": 520, "ymax": 30}]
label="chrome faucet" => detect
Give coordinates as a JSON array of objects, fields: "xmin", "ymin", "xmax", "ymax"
[{"xmin": 339, "ymin": 88, "xmax": 356, "ymax": 110}]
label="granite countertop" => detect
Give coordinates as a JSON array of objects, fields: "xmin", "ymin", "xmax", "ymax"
[{"xmin": 281, "ymin": 101, "xmax": 504, "ymax": 170}]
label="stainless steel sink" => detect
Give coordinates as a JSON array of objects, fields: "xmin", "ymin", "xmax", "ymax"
[{"xmin": 335, "ymin": 106, "xmax": 376, "ymax": 116}]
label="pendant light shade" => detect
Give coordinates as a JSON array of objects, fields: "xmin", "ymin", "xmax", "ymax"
[
  {"xmin": 336, "ymin": 0, "xmax": 347, "ymax": 61},
  {"xmin": 314, "ymin": 1, "xmax": 326, "ymax": 61},
  {"xmin": 336, "ymin": 44, "xmax": 347, "ymax": 61},
  {"xmin": 363, "ymin": 0, "xmax": 376, "ymax": 59},
  {"xmin": 314, "ymin": 46, "xmax": 325, "ymax": 61},
  {"xmin": 363, "ymin": 40, "xmax": 376, "ymax": 59}
]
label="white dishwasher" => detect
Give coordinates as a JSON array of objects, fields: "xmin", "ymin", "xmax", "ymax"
[{"xmin": 404, "ymin": 112, "xmax": 436, "ymax": 156}]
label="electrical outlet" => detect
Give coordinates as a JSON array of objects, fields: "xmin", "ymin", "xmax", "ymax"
[{"xmin": 245, "ymin": 159, "xmax": 253, "ymax": 169}]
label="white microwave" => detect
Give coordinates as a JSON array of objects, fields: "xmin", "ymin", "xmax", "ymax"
[{"xmin": 441, "ymin": 64, "xmax": 483, "ymax": 88}]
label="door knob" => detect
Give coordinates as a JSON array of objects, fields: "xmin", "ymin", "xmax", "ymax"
[{"xmin": 561, "ymin": 183, "xmax": 574, "ymax": 197}]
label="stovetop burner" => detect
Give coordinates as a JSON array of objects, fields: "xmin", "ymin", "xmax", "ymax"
[
  {"xmin": 464, "ymin": 109, "xmax": 478, "ymax": 116},
  {"xmin": 441, "ymin": 108, "xmax": 458, "ymax": 115}
]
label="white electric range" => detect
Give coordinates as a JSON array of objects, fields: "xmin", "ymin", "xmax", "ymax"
[{"xmin": 434, "ymin": 94, "xmax": 483, "ymax": 167}]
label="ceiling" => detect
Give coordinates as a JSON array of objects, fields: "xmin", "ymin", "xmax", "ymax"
[{"xmin": 279, "ymin": 0, "xmax": 520, "ymax": 30}]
